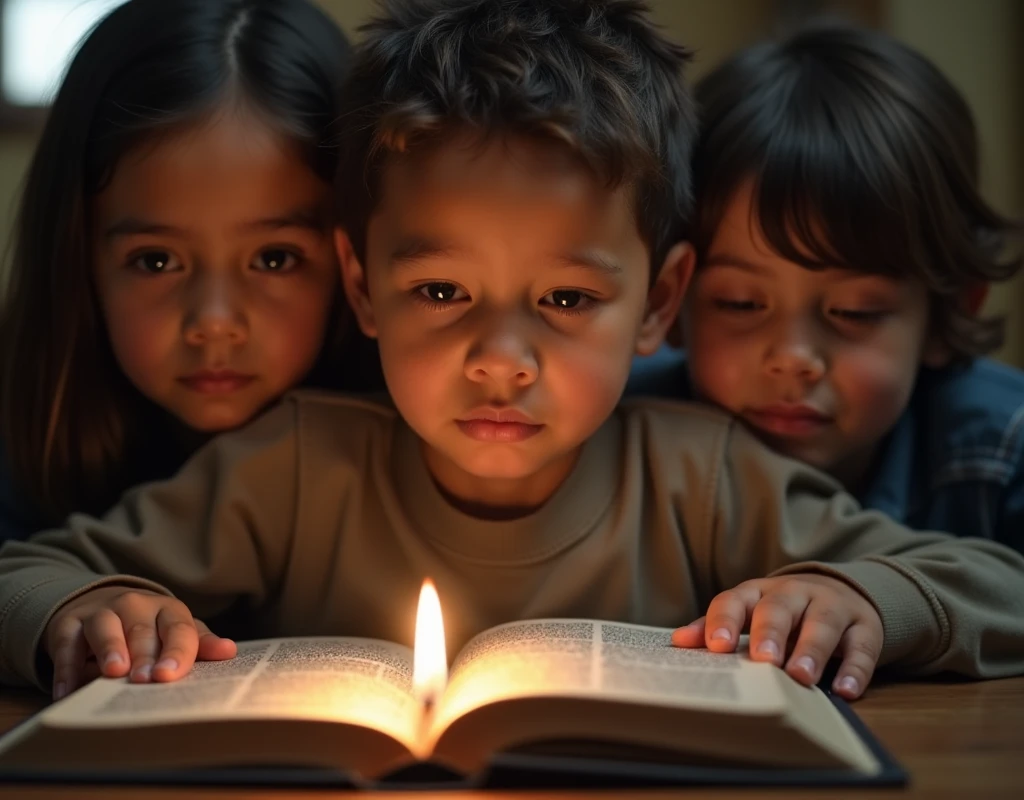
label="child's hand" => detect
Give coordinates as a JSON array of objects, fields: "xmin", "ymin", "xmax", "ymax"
[
  {"xmin": 44, "ymin": 586, "xmax": 237, "ymax": 700},
  {"xmin": 671, "ymin": 574, "xmax": 882, "ymax": 700}
]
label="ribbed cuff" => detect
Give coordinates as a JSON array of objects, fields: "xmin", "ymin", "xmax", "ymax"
[
  {"xmin": 5, "ymin": 573, "xmax": 175, "ymax": 691},
  {"xmin": 769, "ymin": 558, "xmax": 944, "ymax": 667}
]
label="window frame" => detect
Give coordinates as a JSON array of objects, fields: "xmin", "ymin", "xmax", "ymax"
[{"xmin": 0, "ymin": 7, "xmax": 48, "ymax": 130}]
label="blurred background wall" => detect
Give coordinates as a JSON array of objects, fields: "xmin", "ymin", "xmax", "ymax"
[{"xmin": 1, "ymin": 0, "xmax": 1020, "ymax": 364}]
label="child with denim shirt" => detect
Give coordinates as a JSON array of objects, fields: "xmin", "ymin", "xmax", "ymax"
[
  {"xmin": 628, "ymin": 23, "xmax": 1024, "ymax": 552},
  {"xmin": 1, "ymin": 0, "xmax": 1023, "ymax": 708}
]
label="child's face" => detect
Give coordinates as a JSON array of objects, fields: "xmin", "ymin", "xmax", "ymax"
[
  {"xmin": 92, "ymin": 112, "xmax": 338, "ymax": 432},
  {"xmin": 684, "ymin": 182, "xmax": 942, "ymax": 490},
  {"xmin": 340, "ymin": 135, "xmax": 689, "ymax": 513}
]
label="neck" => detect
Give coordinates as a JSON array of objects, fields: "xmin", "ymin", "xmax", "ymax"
[
  {"xmin": 827, "ymin": 445, "xmax": 880, "ymax": 499},
  {"xmin": 421, "ymin": 443, "xmax": 581, "ymax": 521},
  {"xmin": 141, "ymin": 404, "xmax": 211, "ymax": 461}
]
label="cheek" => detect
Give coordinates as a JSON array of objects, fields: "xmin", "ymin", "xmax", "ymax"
[
  {"xmin": 832, "ymin": 348, "xmax": 916, "ymax": 422},
  {"xmin": 684, "ymin": 318, "xmax": 751, "ymax": 410},
  {"xmin": 252, "ymin": 278, "xmax": 338, "ymax": 382},
  {"xmin": 100, "ymin": 291, "xmax": 179, "ymax": 390},
  {"xmin": 543, "ymin": 309, "xmax": 643, "ymax": 423},
  {"xmin": 375, "ymin": 312, "xmax": 457, "ymax": 409},
  {"xmin": 549, "ymin": 337, "xmax": 624, "ymax": 413}
]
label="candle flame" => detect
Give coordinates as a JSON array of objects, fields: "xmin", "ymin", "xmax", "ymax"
[{"xmin": 413, "ymin": 578, "xmax": 447, "ymax": 704}]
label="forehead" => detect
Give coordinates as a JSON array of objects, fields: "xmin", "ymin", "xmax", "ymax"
[
  {"xmin": 93, "ymin": 111, "xmax": 329, "ymax": 226},
  {"xmin": 368, "ymin": 134, "xmax": 646, "ymax": 260},
  {"xmin": 708, "ymin": 180, "xmax": 834, "ymax": 268}
]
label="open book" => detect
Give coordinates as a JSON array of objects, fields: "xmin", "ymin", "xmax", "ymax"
[{"xmin": 0, "ymin": 620, "xmax": 884, "ymax": 784}]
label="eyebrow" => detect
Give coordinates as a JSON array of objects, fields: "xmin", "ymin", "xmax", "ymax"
[
  {"xmin": 386, "ymin": 238, "xmax": 626, "ymax": 276},
  {"xmin": 555, "ymin": 251, "xmax": 624, "ymax": 276},
  {"xmin": 388, "ymin": 236, "xmax": 472, "ymax": 268},
  {"xmin": 704, "ymin": 252, "xmax": 887, "ymax": 284},
  {"xmin": 103, "ymin": 207, "xmax": 329, "ymax": 240},
  {"xmin": 701, "ymin": 254, "xmax": 773, "ymax": 275}
]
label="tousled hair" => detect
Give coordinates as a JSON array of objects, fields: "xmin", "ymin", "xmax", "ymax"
[
  {"xmin": 0, "ymin": 0, "xmax": 358, "ymax": 523},
  {"xmin": 335, "ymin": 0, "xmax": 696, "ymax": 280},
  {"xmin": 693, "ymin": 22, "xmax": 1021, "ymax": 360}
]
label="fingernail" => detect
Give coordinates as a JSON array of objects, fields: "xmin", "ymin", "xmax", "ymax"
[
  {"xmin": 154, "ymin": 659, "xmax": 178, "ymax": 673},
  {"xmin": 756, "ymin": 639, "xmax": 780, "ymax": 660},
  {"xmin": 103, "ymin": 652, "xmax": 124, "ymax": 668},
  {"xmin": 710, "ymin": 628, "xmax": 732, "ymax": 643},
  {"xmin": 793, "ymin": 656, "xmax": 816, "ymax": 676},
  {"xmin": 54, "ymin": 682, "xmax": 67, "ymax": 701},
  {"xmin": 835, "ymin": 675, "xmax": 859, "ymax": 695},
  {"xmin": 132, "ymin": 665, "xmax": 152, "ymax": 682}
]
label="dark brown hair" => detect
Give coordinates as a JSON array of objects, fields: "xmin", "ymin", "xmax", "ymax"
[
  {"xmin": 335, "ymin": 0, "xmax": 696, "ymax": 280},
  {"xmin": 0, "ymin": 0, "xmax": 357, "ymax": 524},
  {"xmin": 693, "ymin": 21, "xmax": 1022, "ymax": 360}
]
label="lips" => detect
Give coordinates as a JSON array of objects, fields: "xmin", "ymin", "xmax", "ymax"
[
  {"xmin": 456, "ymin": 407, "xmax": 543, "ymax": 443},
  {"xmin": 178, "ymin": 370, "xmax": 256, "ymax": 395},
  {"xmin": 744, "ymin": 405, "xmax": 831, "ymax": 438}
]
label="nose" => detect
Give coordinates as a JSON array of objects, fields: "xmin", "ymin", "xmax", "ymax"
[
  {"xmin": 182, "ymin": 270, "xmax": 248, "ymax": 346},
  {"xmin": 764, "ymin": 318, "xmax": 825, "ymax": 382},
  {"xmin": 464, "ymin": 315, "xmax": 539, "ymax": 388}
]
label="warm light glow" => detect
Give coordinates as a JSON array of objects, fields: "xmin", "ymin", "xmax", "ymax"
[{"xmin": 412, "ymin": 579, "xmax": 448, "ymax": 704}]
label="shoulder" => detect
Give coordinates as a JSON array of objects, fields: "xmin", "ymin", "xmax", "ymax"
[
  {"xmin": 925, "ymin": 359, "xmax": 1024, "ymax": 421},
  {"xmin": 287, "ymin": 388, "xmax": 397, "ymax": 419},
  {"xmin": 286, "ymin": 389, "xmax": 401, "ymax": 457},
  {"xmin": 615, "ymin": 397, "xmax": 738, "ymax": 464},
  {"xmin": 201, "ymin": 391, "xmax": 399, "ymax": 466},
  {"xmin": 917, "ymin": 359, "xmax": 1024, "ymax": 485}
]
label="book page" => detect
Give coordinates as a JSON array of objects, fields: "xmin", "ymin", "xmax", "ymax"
[
  {"xmin": 433, "ymin": 620, "xmax": 784, "ymax": 730},
  {"xmin": 42, "ymin": 637, "xmax": 421, "ymax": 749}
]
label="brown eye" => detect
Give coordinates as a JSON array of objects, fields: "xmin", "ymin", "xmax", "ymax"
[
  {"xmin": 540, "ymin": 289, "xmax": 597, "ymax": 315},
  {"xmin": 131, "ymin": 251, "xmax": 179, "ymax": 273},
  {"xmin": 418, "ymin": 282, "xmax": 466, "ymax": 303},
  {"xmin": 253, "ymin": 249, "xmax": 298, "ymax": 272},
  {"xmin": 549, "ymin": 290, "xmax": 582, "ymax": 308}
]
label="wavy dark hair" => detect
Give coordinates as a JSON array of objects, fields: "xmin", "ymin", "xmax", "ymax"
[
  {"xmin": 692, "ymin": 21, "xmax": 1022, "ymax": 360},
  {"xmin": 0, "ymin": 0, "xmax": 361, "ymax": 523},
  {"xmin": 335, "ymin": 0, "xmax": 696, "ymax": 281}
]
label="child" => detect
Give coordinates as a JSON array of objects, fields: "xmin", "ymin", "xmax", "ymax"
[
  {"xmin": 1, "ymin": 0, "xmax": 1022, "ymax": 706},
  {"xmin": 627, "ymin": 23, "xmax": 1024, "ymax": 552},
  {"xmin": 0, "ymin": 0, "xmax": 382, "ymax": 542}
]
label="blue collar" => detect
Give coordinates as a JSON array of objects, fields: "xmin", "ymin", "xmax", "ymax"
[{"xmin": 858, "ymin": 404, "xmax": 918, "ymax": 521}]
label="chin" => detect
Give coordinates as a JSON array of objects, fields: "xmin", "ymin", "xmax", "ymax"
[
  {"xmin": 183, "ymin": 409, "xmax": 253, "ymax": 434},
  {"xmin": 458, "ymin": 451, "xmax": 544, "ymax": 480}
]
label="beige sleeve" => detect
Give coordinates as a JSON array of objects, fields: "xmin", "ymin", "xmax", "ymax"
[
  {"xmin": 711, "ymin": 421, "xmax": 1024, "ymax": 678},
  {"xmin": 0, "ymin": 401, "xmax": 301, "ymax": 690}
]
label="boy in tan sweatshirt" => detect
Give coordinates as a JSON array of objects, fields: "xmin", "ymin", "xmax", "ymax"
[{"xmin": 1, "ymin": 0, "xmax": 1023, "ymax": 704}]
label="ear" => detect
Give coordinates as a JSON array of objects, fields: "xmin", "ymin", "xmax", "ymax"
[
  {"xmin": 335, "ymin": 228, "xmax": 377, "ymax": 339},
  {"xmin": 965, "ymin": 282, "xmax": 989, "ymax": 316},
  {"xmin": 921, "ymin": 335, "xmax": 952, "ymax": 369},
  {"xmin": 635, "ymin": 242, "xmax": 695, "ymax": 356},
  {"xmin": 922, "ymin": 282, "xmax": 990, "ymax": 369}
]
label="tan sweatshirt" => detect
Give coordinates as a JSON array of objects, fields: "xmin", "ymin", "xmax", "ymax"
[{"xmin": 1, "ymin": 393, "xmax": 1022, "ymax": 691}]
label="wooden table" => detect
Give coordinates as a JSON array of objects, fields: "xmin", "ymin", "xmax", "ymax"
[{"xmin": 0, "ymin": 676, "xmax": 1022, "ymax": 799}]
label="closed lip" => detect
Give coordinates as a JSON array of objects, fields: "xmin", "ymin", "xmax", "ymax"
[
  {"xmin": 458, "ymin": 407, "xmax": 538, "ymax": 425},
  {"xmin": 456, "ymin": 407, "xmax": 543, "ymax": 443},
  {"xmin": 745, "ymin": 404, "xmax": 831, "ymax": 437},
  {"xmin": 178, "ymin": 370, "xmax": 256, "ymax": 394}
]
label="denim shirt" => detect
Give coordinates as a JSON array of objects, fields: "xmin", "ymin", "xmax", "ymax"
[{"xmin": 626, "ymin": 347, "xmax": 1024, "ymax": 553}]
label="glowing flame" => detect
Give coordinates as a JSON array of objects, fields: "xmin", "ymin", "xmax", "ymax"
[{"xmin": 412, "ymin": 579, "xmax": 448, "ymax": 704}]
